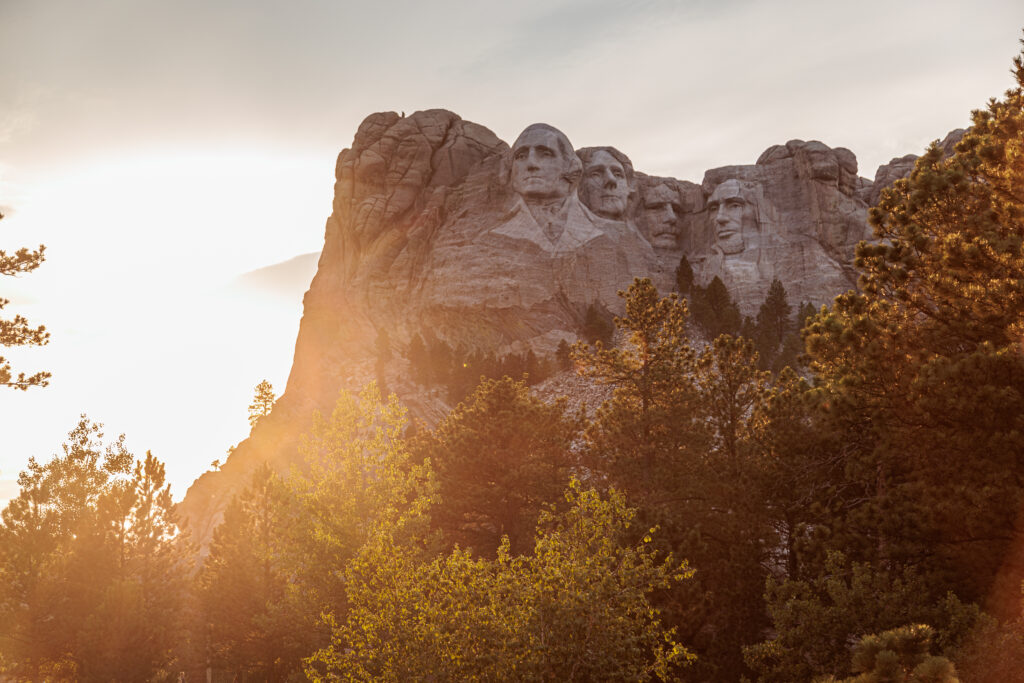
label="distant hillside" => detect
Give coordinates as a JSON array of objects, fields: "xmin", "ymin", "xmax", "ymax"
[{"xmin": 232, "ymin": 252, "xmax": 319, "ymax": 301}]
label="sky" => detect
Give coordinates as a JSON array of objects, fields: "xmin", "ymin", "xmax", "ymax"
[{"xmin": 1, "ymin": 0, "xmax": 1022, "ymax": 506}]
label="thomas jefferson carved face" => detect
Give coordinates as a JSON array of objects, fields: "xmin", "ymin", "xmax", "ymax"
[
  {"xmin": 640, "ymin": 183, "xmax": 682, "ymax": 249},
  {"xmin": 707, "ymin": 179, "xmax": 757, "ymax": 255},
  {"xmin": 580, "ymin": 150, "xmax": 630, "ymax": 219},
  {"xmin": 511, "ymin": 125, "xmax": 578, "ymax": 201}
]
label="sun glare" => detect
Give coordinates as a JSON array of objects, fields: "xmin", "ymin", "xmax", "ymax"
[{"xmin": 0, "ymin": 148, "xmax": 331, "ymax": 503}]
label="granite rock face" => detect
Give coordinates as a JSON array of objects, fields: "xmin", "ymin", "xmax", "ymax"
[
  {"xmin": 695, "ymin": 138, "xmax": 872, "ymax": 314},
  {"xmin": 178, "ymin": 110, "xmax": 944, "ymax": 546}
]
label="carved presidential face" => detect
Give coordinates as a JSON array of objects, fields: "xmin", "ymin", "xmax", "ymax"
[
  {"xmin": 580, "ymin": 150, "xmax": 630, "ymax": 219},
  {"xmin": 511, "ymin": 127, "xmax": 572, "ymax": 200},
  {"xmin": 707, "ymin": 180, "xmax": 757, "ymax": 255},
  {"xmin": 640, "ymin": 184, "xmax": 682, "ymax": 249}
]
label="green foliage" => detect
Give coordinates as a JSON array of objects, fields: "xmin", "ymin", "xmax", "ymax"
[
  {"xmin": 574, "ymin": 279, "xmax": 777, "ymax": 678},
  {"xmin": 819, "ymin": 624, "xmax": 959, "ymax": 683},
  {"xmin": 283, "ymin": 384, "xmax": 437, "ymax": 622},
  {"xmin": 308, "ymin": 480, "xmax": 694, "ymax": 682},
  {"xmin": 198, "ymin": 463, "xmax": 309, "ymax": 679},
  {"xmin": 676, "ymin": 253, "xmax": 694, "ymax": 296},
  {"xmin": 0, "ymin": 417, "xmax": 190, "ymax": 680},
  {"xmin": 0, "ymin": 211, "xmax": 50, "ymax": 390},
  {"xmin": 745, "ymin": 552, "xmax": 982, "ymax": 681},
  {"xmin": 555, "ymin": 338, "xmax": 573, "ymax": 370},
  {"xmin": 801, "ymin": 38, "xmax": 1024, "ymax": 615},
  {"xmin": 574, "ymin": 278, "xmax": 700, "ymax": 485},
  {"xmin": 247, "ymin": 378, "xmax": 276, "ymax": 430},
  {"xmin": 751, "ymin": 278, "xmax": 803, "ymax": 372},
  {"xmin": 690, "ymin": 275, "xmax": 742, "ymax": 338},
  {"xmin": 412, "ymin": 376, "xmax": 581, "ymax": 556},
  {"xmin": 405, "ymin": 330, "xmax": 554, "ymax": 402}
]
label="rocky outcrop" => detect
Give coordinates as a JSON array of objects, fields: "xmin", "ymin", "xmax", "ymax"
[
  {"xmin": 694, "ymin": 139, "xmax": 871, "ymax": 314},
  {"xmin": 178, "ymin": 109, "xmax": 954, "ymax": 547},
  {"xmin": 866, "ymin": 128, "xmax": 966, "ymax": 207}
]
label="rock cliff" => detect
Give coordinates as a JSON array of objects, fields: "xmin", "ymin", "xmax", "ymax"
[{"xmin": 178, "ymin": 109, "xmax": 945, "ymax": 547}]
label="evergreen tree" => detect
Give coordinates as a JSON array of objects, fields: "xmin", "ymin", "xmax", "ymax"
[
  {"xmin": 407, "ymin": 332, "xmax": 428, "ymax": 383},
  {"xmin": 198, "ymin": 464, "xmax": 308, "ymax": 680},
  {"xmin": 0, "ymin": 418, "xmax": 190, "ymax": 680},
  {"xmin": 745, "ymin": 553, "xmax": 979, "ymax": 682},
  {"xmin": 412, "ymin": 376, "xmax": 581, "ymax": 556},
  {"xmin": 0, "ymin": 211, "xmax": 50, "ymax": 390},
  {"xmin": 555, "ymin": 338, "xmax": 573, "ymax": 371},
  {"xmin": 675, "ymin": 253, "xmax": 694, "ymax": 296},
  {"xmin": 803, "ymin": 38, "xmax": 1024, "ymax": 614},
  {"xmin": 690, "ymin": 276, "xmax": 742, "ymax": 338},
  {"xmin": 247, "ymin": 379, "xmax": 276, "ymax": 430},
  {"xmin": 753, "ymin": 278, "xmax": 793, "ymax": 369}
]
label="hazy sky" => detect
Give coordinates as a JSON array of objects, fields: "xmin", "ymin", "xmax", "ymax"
[{"xmin": 1, "ymin": 0, "xmax": 1022, "ymax": 504}]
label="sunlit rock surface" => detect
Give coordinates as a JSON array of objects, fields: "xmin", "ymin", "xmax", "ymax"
[{"xmin": 179, "ymin": 109, "xmax": 953, "ymax": 547}]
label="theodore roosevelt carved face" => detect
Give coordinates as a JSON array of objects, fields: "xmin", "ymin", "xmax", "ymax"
[{"xmin": 639, "ymin": 182, "xmax": 682, "ymax": 249}]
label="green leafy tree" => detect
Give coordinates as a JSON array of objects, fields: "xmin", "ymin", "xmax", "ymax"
[
  {"xmin": 411, "ymin": 376, "xmax": 581, "ymax": 556},
  {"xmin": 0, "ymin": 211, "xmax": 50, "ymax": 390},
  {"xmin": 309, "ymin": 480, "xmax": 694, "ymax": 682},
  {"xmin": 276, "ymin": 384, "xmax": 438, "ymax": 654}
]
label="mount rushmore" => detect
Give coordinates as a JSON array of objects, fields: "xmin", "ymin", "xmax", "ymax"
[{"xmin": 179, "ymin": 109, "xmax": 958, "ymax": 544}]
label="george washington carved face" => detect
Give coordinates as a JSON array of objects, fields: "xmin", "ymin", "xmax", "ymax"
[{"xmin": 510, "ymin": 124, "xmax": 580, "ymax": 201}]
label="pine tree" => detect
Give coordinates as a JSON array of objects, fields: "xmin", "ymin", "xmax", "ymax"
[
  {"xmin": 0, "ymin": 418, "xmax": 190, "ymax": 679},
  {"xmin": 803, "ymin": 37, "xmax": 1024, "ymax": 616},
  {"xmin": 198, "ymin": 464, "xmax": 308, "ymax": 679},
  {"xmin": 412, "ymin": 376, "xmax": 580, "ymax": 556},
  {"xmin": 555, "ymin": 339, "xmax": 573, "ymax": 371},
  {"xmin": 247, "ymin": 379, "xmax": 276, "ymax": 430},
  {"xmin": 675, "ymin": 254, "xmax": 694, "ymax": 296},
  {"xmin": 407, "ymin": 332, "xmax": 428, "ymax": 383},
  {"xmin": 753, "ymin": 279, "xmax": 793, "ymax": 368},
  {"xmin": 0, "ymin": 211, "xmax": 50, "ymax": 390},
  {"xmin": 690, "ymin": 276, "xmax": 742, "ymax": 338}
]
